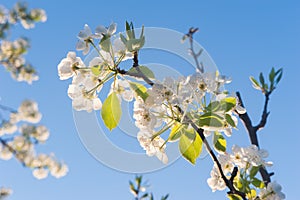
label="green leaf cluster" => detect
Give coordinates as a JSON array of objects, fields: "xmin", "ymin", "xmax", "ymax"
[
  {"xmin": 120, "ymin": 21, "xmax": 145, "ymax": 52},
  {"xmin": 250, "ymin": 67, "xmax": 283, "ymax": 94}
]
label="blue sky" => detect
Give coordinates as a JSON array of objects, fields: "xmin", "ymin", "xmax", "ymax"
[{"xmin": 1, "ymin": 0, "xmax": 300, "ymax": 199}]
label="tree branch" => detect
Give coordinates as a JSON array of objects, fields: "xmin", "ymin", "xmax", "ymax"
[
  {"xmin": 185, "ymin": 27, "xmax": 204, "ymax": 73},
  {"xmin": 236, "ymin": 92, "xmax": 272, "ymax": 185},
  {"xmin": 119, "ymin": 52, "xmax": 246, "ymax": 198},
  {"xmin": 254, "ymin": 92, "xmax": 270, "ymax": 132},
  {"xmin": 177, "ymin": 107, "xmax": 246, "ymax": 199}
]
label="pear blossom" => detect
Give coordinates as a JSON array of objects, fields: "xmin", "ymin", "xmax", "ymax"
[
  {"xmin": 137, "ymin": 129, "xmax": 168, "ymax": 164},
  {"xmin": 50, "ymin": 163, "xmax": 69, "ymax": 178},
  {"xmin": 259, "ymin": 181, "xmax": 285, "ymax": 200},
  {"xmin": 0, "ymin": 121, "xmax": 17, "ymax": 136},
  {"xmin": 67, "ymin": 71, "xmax": 102, "ymax": 112},
  {"xmin": 207, "ymin": 168, "xmax": 226, "ymax": 192},
  {"xmin": 110, "ymin": 78, "xmax": 134, "ymax": 102},
  {"xmin": 32, "ymin": 167, "xmax": 48, "ymax": 179},
  {"xmin": 17, "ymin": 100, "xmax": 42, "ymax": 123},
  {"xmin": 0, "ymin": 146, "xmax": 13, "ymax": 160},
  {"xmin": 76, "ymin": 24, "xmax": 100, "ymax": 55},
  {"xmin": 58, "ymin": 51, "xmax": 85, "ymax": 80},
  {"xmin": 95, "ymin": 23, "xmax": 117, "ymax": 37}
]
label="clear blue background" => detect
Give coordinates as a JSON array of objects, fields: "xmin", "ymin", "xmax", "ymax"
[{"xmin": 1, "ymin": 0, "xmax": 299, "ymax": 199}]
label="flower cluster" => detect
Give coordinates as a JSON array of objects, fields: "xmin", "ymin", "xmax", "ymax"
[
  {"xmin": 58, "ymin": 21, "xmax": 285, "ymax": 200},
  {"xmin": 0, "ymin": 2, "xmax": 46, "ymax": 30},
  {"xmin": 0, "ymin": 2, "xmax": 46, "ymax": 83},
  {"xmin": 58, "ymin": 22, "xmax": 244, "ymax": 164},
  {"xmin": 0, "ymin": 38, "xmax": 38, "ymax": 84},
  {"xmin": 58, "ymin": 23, "xmax": 134, "ymax": 113},
  {"xmin": 0, "ymin": 100, "xmax": 68, "ymax": 179},
  {"xmin": 207, "ymin": 145, "xmax": 284, "ymax": 199}
]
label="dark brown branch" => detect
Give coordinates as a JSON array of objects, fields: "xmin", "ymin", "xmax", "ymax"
[
  {"xmin": 254, "ymin": 92, "xmax": 270, "ymax": 132},
  {"xmin": 236, "ymin": 92, "xmax": 271, "ymax": 185}
]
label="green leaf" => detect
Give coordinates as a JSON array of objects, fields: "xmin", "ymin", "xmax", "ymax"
[
  {"xmin": 275, "ymin": 68, "xmax": 283, "ymax": 84},
  {"xmin": 101, "ymin": 92, "xmax": 122, "ymax": 131},
  {"xmin": 100, "ymin": 35, "xmax": 111, "ymax": 52},
  {"xmin": 269, "ymin": 67, "xmax": 276, "ymax": 83},
  {"xmin": 213, "ymin": 131, "xmax": 226, "ymax": 153},
  {"xmin": 168, "ymin": 123, "xmax": 183, "ymax": 142},
  {"xmin": 225, "ymin": 114, "xmax": 236, "ymax": 128},
  {"xmin": 252, "ymin": 177, "xmax": 265, "ymax": 188},
  {"xmin": 91, "ymin": 65, "xmax": 101, "ymax": 76},
  {"xmin": 179, "ymin": 130, "xmax": 202, "ymax": 164},
  {"xmin": 227, "ymin": 194, "xmax": 243, "ymax": 200},
  {"xmin": 198, "ymin": 112, "xmax": 224, "ymax": 128},
  {"xmin": 205, "ymin": 101, "xmax": 220, "ymax": 112},
  {"xmin": 249, "ymin": 166, "xmax": 260, "ymax": 178},
  {"xmin": 250, "ymin": 76, "xmax": 261, "ymax": 90},
  {"xmin": 128, "ymin": 66, "xmax": 155, "ymax": 79},
  {"xmin": 259, "ymin": 72, "xmax": 265, "ymax": 86},
  {"xmin": 129, "ymin": 82, "xmax": 149, "ymax": 101},
  {"xmin": 220, "ymin": 97, "xmax": 236, "ymax": 112}
]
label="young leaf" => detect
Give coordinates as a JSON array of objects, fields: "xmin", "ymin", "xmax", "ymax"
[
  {"xmin": 251, "ymin": 177, "xmax": 265, "ymax": 188},
  {"xmin": 249, "ymin": 166, "xmax": 260, "ymax": 178},
  {"xmin": 168, "ymin": 122, "xmax": 183, "ymax": 142},
  {"xmin": 198, "ymin": 112, "xmax": 224, "ymax": 128},
  {"xmin": 225, "ymin": 114, "xmax": 236, "ymax": 128},
  {"xmin": 249, "ymin": 76, "xmax": 261, "ymax": 90},
  {"xmin": 275, "ymin": 68, "xmax": 283, "ymax": 84},
  {"xmin": 220, "ymin": 97, "xmax": 236, "ymax": 112},
  {"xmin": 269, "ymin": 67, "xmax": 276, "ymax": 83},
  {"xmin": 128, "ymin": 65, "xmax": 155, "ymax": 79},
  {"xmin": 227, "ymin": 194, "xmax": 243, "ymax": 200},
  {"xmin": 179, "ymin": 130, "xmax": 202, "ymax": 164},
  {"xmin": 213, "ymin": 131, "xmax": 226, "ymax": 153},
  {"xmin": 129, "ymin": 82, "xmax": 149, "ymax": 101},
  {"xmin": 91, "ymin": 65, "xmax": 101, "ymax": 76},
  {"xmin": 259, "ymin": 72, "xmax": 265, "ymax": 86},
  {"xmin": 101, "ymin": 92, "xmax": 122, "ymax": 131}
]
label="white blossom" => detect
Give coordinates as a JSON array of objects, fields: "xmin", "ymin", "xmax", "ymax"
[
  {"xmin": 32, "ymin": 168, "xmax": 48, "ymax": 179},
  {"xmin": 137, "ymin": 129, "xmax": 168, "ymax": 164},
  {"xmin": 76, "ymin": 24, "xmax": 100, "ymax": 55},
  {"xmin": 207, "ymin": 168, "xmax": 226, "ymax": 192},
  {"xmin": 95, "ymin": 23, "xmax": 117, "ymax": 37},
  {"xmin": 259, "ymin": 181, "xmax": 285, "ymax": 200},
  {"xmin": 58, "ymin": 51, "xmax": 85, "ymax": 80},
  {"xmin": 50, "ymin": 163, "xmax": 68, "ymax": 178}
]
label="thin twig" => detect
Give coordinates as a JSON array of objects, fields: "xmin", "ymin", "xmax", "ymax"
[{"xmin": 185, "ymin": 27, "xmax": 204, "ymax": 73}]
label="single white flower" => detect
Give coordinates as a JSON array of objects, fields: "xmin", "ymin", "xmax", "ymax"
[
  {"xmin": 95, "ymin": 23, "xmax": 117, "ymax": 37},
  {"xmin": 259, "ymin": 181, "xmax": 285, "ymax": 200},
  {"xmin": 50, "ymin": 163, "xmax": 68, "ymax": 178},
  {"xmin": 18, "ymin": 100, "xmax": 42, "ymax": 123},
  {"xmin": 32, "ymin": 168, "xmax": 48, "ymax": 179},
  {"xmin": 58, "ymin": 51, "xmax": 85, "ymax": 80},
  {"xmin": 137, "ymin": 129, "xmax": 168, "ymax": 164},
  {"xmin": 0, "ymin": 146, "xmax": 13, "ymax": 160},
  {"xmin": 207, "ymin": 168, "xmax": 226, "ymax": 192},
  {"xmin": 76, "ymin": 24, "xmax": 100, "ymax": 55}
]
